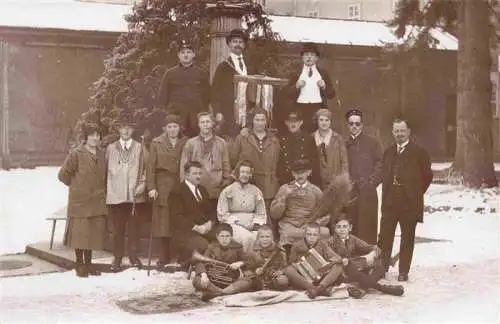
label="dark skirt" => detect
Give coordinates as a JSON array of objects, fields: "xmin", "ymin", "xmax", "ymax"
[
  {"xmin": 63, "ymin": 215, "xmax": 106, "ymax": 250},
  {"xmin": 152, "ymin": 173, "xmax": 177, "ymax": 238}
]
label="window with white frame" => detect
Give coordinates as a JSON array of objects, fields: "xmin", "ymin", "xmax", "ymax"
[{"xmin": 348, "ymin": 3, "xmax": 361, "ymax": 20}]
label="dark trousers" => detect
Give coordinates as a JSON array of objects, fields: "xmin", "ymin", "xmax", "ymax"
[
  {"xmin": 295, "ymin": 103, "xmax": 323, "ymax": 133},
  {"xmin": 171, "ymin": 228, "xmax": 215, "ymax": 263},
  {"xmin": 108, "ymin": 203, "xmax": 145, "ymax": 260},
  {"xmin": 347, "ymin": 183, "xmax": 379, "ymax": 245},
  {"xmin": 344, "ymin": 260, "xmax": 386, "ymax": 289},
  {"xmin": 378, "ymin": 207, "xmax": 417, "ymax": 275}
]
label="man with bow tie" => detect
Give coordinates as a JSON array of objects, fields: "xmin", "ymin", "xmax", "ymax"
[
  {"xmin": 285, "ymin": 42, "xmax": 335, "ymax": 132},
  {"xmin": 378, "ymin": 118, "xmax": 432, "ymax": 282},
  {"xmin": 211, "ymin": 28, "xmax": 256, "ymax": 137}
]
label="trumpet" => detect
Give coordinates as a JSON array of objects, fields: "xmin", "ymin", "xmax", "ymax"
[{"xmin": 191, "ymin": 250, "xmax": 243, "ymax": 289}]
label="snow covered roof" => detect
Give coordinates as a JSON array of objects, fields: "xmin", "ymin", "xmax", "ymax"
[
  {"xmin": 270, "ymin": 15, "xmax": 458, "ymax": 51},
  {"xmin": 0, "ymin": 0, "xmax": 457, "ymax": 50},
  {"xmin": 0, "ymin": 0, "xmax": 130, "ymax": 33}
]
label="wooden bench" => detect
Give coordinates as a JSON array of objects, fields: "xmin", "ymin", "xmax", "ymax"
[{"xmin": 45, "ymin": 216, "xmax": 67, "ymax": 250}]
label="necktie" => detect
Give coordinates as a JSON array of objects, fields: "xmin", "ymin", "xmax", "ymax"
[
  {"xmin": 238, "ymin": 57, "xmax": 244, "ymax": 71},
  {"xmin": 195, "ymin": 187, "xmax": 202, "ymax": 202},
  {"xmin": 308, "ymin": 67, "xmax": 313, "ymax": 78},
  {"xmin": 398, "ymin": 146, "xmax": 404, "ymax": 154}
]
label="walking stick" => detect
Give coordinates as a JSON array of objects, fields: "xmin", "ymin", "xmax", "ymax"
[{"xmin": 146, "ymin": 207, "xmax": 155, "ymax": 276}]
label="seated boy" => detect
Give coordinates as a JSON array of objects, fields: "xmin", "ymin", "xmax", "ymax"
[
  {"xmin": 284, "ymin": 223, "xmax": 343, "ymax": 299},
  {"xmin": 328, "ymin": 215, "xmax": 404, "ymax": 298},
  {"xmin": 247, "ymin": 225, "xmax": 288, "ymax": 291},
  {"xmin": 192, "ymin": 223, "xmax": 254, "ymax": 301}
]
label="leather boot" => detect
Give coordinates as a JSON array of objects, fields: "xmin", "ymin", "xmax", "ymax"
[
  {"xmin": 84, "ymin": 250, "xmax": 101, "ymax": 276},
  {"xmin": 74, "ymin": 249, "xmax": 88, "ymax": 278},
  {"xmin": 378, "ymin": 284, "xmax": 404, "ymax": 296}
]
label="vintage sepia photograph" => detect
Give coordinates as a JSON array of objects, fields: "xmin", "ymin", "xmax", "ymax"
[{"xmin": 0, "ymin": 0, "xmax": 499, "ymax": 322}]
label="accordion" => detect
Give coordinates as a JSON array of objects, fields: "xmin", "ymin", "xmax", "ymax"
[
  {"xmin": 233, "ymin": 74, "xmax": 288, "ymax": 127},
  {"xmin": 292, "ymin": 248, "xmax": 335, "ymax": 284},
  {"xmin": 192, "ymin": 251, "xmax": 242, "ymax": 289}
]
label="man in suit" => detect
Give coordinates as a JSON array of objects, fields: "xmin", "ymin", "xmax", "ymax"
[
  {"xmin": 378, "ymin": 118, "xmax": 433, "ymax": 282},
  {"xmin": 156, "ymin": 39, "xmax": 210, "ymax": 137},
  {"xmin": 286, "ymin": 42, "xmax": 335, "ymax": 132},
  {"xmin": 211, "ymin": 29, "xmax": 256, "ymax": 138},
  {"xmin": 169, "ymin": 161, "xmax": 217, "ymax": 263},
  {"xmin": 344, "ymin": 109, "xmax": 383, "ymax": 244}
]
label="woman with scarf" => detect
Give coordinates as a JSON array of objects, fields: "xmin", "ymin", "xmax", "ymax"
[{"xmin": 313, "ymin": 109, "xmax": 349, "ymax": 189}]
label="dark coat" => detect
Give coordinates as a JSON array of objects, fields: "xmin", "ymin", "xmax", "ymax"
[
  {"xmin": 231, "ymin": 132, "xmax": 281, "ymax": 199},
  {"xmin": 58, "ymin": 146, "xmax": 107, "ymax": 219},
  {"xmin": 168, "ymin": 182, "xmax": 216, "ymax": 231},
  {"xmin": 146, "ymin": 135, "xmax": 188, "ymax": 237},
  {"xmin": 345, "ymin": 133, "xmax": 383, "ymax": 244},
  {"xmin": 195, "ymin": 240, "xmax": 247, "ymax": 274},
  {"xmin": 381, "ymin": 141, "xmax": 433, "ymax": 223},
  {"xmin": 211, "ymin": 56, "xmax": 256, "ymax": 137},
  {"xmin": 285, "ymin": 66, "xmax": 335, "ymax": 107},
  {"xmin": 327, "ymin": 234, "xmax": 380, "ymax": 259},
  {"xmin": 277, "ymin": 130, "xmax": 321, "ymax": 187},
  {"xmin": 246, "ymin": 242, "xmax": 287, "ymax": 271},
  {"xmin": 315, "ymin": 131, "xmax": 349, "ymax": 189},
  {"xmin": 157, "ymin": 64, "xmax": 210, "ymax": 113}
]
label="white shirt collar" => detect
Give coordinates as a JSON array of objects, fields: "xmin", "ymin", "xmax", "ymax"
[
  {"xmin": 230, "ymin": 52, "xmax": 243, "ymax": 62},
  {"xmin": 398, "ymin": 140, "xmax": 409, "ymax": 149},
  {"xmin": 314, "ymin": 129, "xmax": 333, "ymax": 146},
  {"xmin": 294, "ymin": 181, "xmax": 308, "ymax": 189},
  {"xmin": 302, "ymin": 64, "xmax": 317, "ymax": 71},
  {"xmin": 119, "ymin": 138, "xmax": 133, "ymax": 150},
  {"xmin": 351, "ymin": 132, "xmax": 361, "ymax": 140},
  {"xmin": 184, "ymin": 180, "xmax": 201, "ymax": 200}
]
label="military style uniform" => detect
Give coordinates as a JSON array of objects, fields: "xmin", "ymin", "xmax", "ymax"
[{"xmin": 277, "ymin": 131, "xmax": 320, "ymax": 186}]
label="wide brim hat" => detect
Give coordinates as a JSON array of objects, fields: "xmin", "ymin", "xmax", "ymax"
[
  {"xmin": 301, "ymin": 42, "xmax": 320, "ymax": 56},
  {"xmin": 290, "ymin": 159, "xmax": 312, "ymax": 172},
  {"xmin": 226, "ymin": 29, "xmax": 249, "ymax": 45},
  {"xmin": 115, "ymin": 110, "xmax": 137, "ymax": 127}
]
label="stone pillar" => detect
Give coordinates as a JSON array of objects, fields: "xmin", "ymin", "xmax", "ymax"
[
  {"xmin": 0, "ymin": 39, "xmax": 10, "ymax": 169},
  {"xmin": 206, "ymin": 1, "xmax": 253, "ymax": 81}
]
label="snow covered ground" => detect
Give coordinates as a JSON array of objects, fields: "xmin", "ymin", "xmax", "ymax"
[
  {"xmin": 0, "ymin": 167, "xmax": 68, "ymax": 255},
  {"xmin": 0, "ymin": 167, "xmax": 499, "ymax": 322}
]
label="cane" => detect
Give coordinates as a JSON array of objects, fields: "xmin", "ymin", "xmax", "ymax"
[{"xmin": 146, "ymin": 205, "xmax": 155, "ymax": 276}]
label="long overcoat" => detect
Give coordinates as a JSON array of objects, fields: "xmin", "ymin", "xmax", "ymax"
[
  {"xmin": 58, "ymin": 146, "xmax": 107, "ymax": 250},
  {"xmin": 146, "ymin": 134, "xmax": 188, "ymax": 237}
]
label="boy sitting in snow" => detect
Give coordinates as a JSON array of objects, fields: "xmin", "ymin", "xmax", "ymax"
[
  {"xmin": 192, "ymin": 223, "xmax": 254, "ymax": 301},
  {"xmin": 328, "ymin": 215, "xmax": 404, "ymax": 299},
  {"xmin": 246, "ymin": 225, "xmax": 288, "ymax": 291},
  {"xmin": 283, "ymin": 223, "xmax": 343, "ymax": 299}
]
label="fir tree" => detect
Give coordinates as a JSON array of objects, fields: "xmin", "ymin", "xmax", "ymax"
[
  {"xmin": 390, "ymin": 0, "xmax": 498, "ymax": 188},
  {"xmin": 77, "ymin": 0, "xmax": 285, "ymax": 147}
]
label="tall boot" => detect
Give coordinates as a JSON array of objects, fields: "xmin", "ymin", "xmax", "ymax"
[
  {"xmin": 75, "ymin": 249, "xmax": 88, "ymax": 278},
  {"xmin": 84, "ymin": 250, "xmax": 101, "ymax": 276}
]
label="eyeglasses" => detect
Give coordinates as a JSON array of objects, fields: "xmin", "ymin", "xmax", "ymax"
[{"xmin": 348, "ymin": 122, "xmax": 362, "ymax": 126}]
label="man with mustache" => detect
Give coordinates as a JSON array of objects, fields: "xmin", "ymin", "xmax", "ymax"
[
  {"xmin": 211, "ymin": 29, "xmax": 256, "ymax": 138},
  {"xmin": 378, "ymin": 118, "xmax": 432, "ymax": 282}
]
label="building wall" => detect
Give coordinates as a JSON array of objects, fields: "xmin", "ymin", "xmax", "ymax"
[{"xmin": 263, "ymin": 0, "xmax": 396, "ymax": 21}]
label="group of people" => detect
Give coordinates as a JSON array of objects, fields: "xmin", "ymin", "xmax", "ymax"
[{"xmin": 57, "ymin": 28, "xmax": 433, "ymax": 301}]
